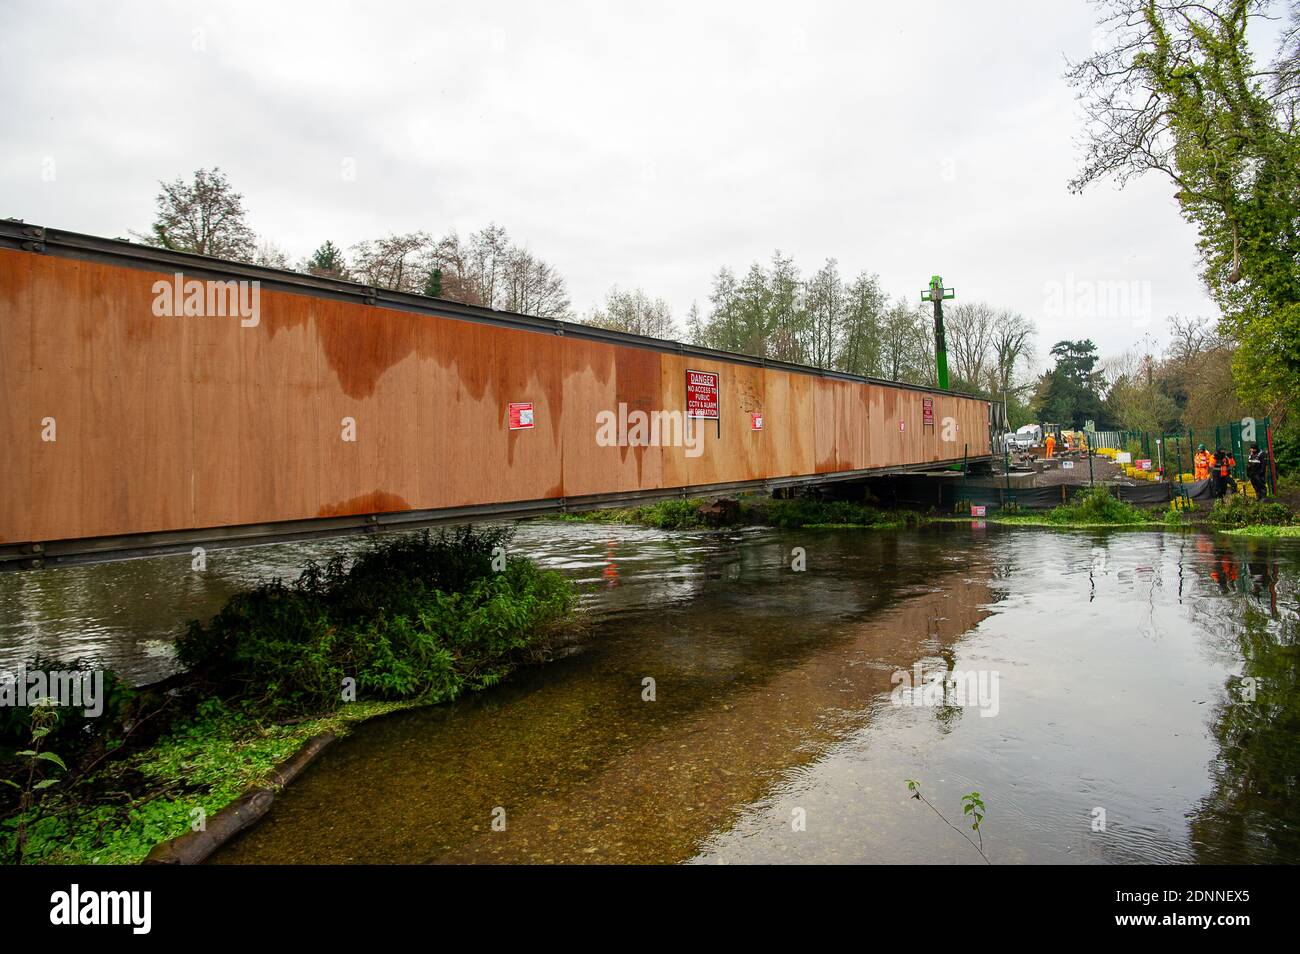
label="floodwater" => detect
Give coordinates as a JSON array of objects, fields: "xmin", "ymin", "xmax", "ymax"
[{"xmin": 2, "ymin": 522, "xmax": 1297, "ymax": 864}]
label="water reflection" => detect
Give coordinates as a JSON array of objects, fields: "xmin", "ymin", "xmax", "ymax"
[
  {"xmin": 1188, "ymin": 538, "xmax": 1298, "ymax": 863},
  {"xmin": 2, "ymin": 521, "xmax": 1297, "ymax": 864}
]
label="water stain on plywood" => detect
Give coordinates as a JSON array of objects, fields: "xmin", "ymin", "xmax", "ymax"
[{"xmin": 318, "ymin": 490, "xmax": 411, "ymax": 518}]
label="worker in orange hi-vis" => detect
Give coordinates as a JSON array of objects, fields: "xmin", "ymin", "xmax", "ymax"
[
  {"xmin": 1044, "ymin": 433, "xmax": 1055, "ymax": 459},
  {"xmin": 1194, "ymin": 443, "xmax": 1212, "ymax": 481}
]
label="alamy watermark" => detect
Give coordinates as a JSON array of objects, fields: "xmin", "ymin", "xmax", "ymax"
[
  {"xmin": 890, "ymin": 663, "xmax": 1000, "ymax": 717},
  {"xmin": 50, "ymin": 884, "xmax": 150, "ymax": 934},
  {"xmin": 151, "ymin": 272, "xmax": 260, "ymax": 327},
  {"xmin": 1043, "ymin": 274, "xmax": 1151, "ymax": 327},
  {"xmin": 595, "ymin": 403, "xmax": 704, "ymax": 458},
  {"xmin": 0, "ymin": 667, "xmax": 104, "ymax": 717}
]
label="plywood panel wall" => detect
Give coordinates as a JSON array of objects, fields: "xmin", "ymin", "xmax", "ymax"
[{"xmin": 0, "ymin": 249, "xmax": 991, "ymax": 544}]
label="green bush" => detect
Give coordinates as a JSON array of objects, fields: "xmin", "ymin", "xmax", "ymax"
[
  {"xmin": 555, "ymin": 499, "xmax": 708, "ymax": 529},
  {"xmin": 1272, "ymin": 421, "xmax": 1300, "ymax": 477},
  {"xmin": 1205, "ymin": 495, "xmax": 1295, "ymax": 529},
  {"xmin": 176, "ymin": 527, "xmax": 576, "ymax": 716},
  {"xmin": 0, "ymin": 655, "xmax": 137, "ymax": 753},
  {"xmin": 635, "ymin": 499, "xmax": 707, "ymax": 529},
  {"xmin": 757, "ymin": 498, "xmax": 917, "ymax": 529},
  {"xmin": 1045, "ymin": 486, "xmax": 1150, "ymax": 525}
]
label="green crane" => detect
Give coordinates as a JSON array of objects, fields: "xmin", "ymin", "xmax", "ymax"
[{"xmin": 920, "ymin": 275, "xmax": 955, "ymax": 390}]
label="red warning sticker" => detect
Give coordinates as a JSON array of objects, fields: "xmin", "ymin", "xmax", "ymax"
[{"xmin": 509, "ymin": 402, "xmax": 534, "ymax": 430}]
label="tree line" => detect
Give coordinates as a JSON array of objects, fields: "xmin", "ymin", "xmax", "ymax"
[
  {"xmin": 1034, "ymin": 317, "xmax": 1254, "ymax": 435},
  {"xmin": 137, "ymin": 167, "xmax": 572, "ymax": 319},
  {"xmin": 683, "ymin": 253, "xmax": 1036, "ymax": 400}
]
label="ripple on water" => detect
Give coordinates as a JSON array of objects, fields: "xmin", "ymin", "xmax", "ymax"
[{"xmin": 5, "ymin": 521, "xmax": 1299, "ymax": 864}]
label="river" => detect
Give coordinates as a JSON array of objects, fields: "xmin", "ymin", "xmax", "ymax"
[{"xmin": 2, "ymin": 521, "xmax": 1296, "ymax": 864}]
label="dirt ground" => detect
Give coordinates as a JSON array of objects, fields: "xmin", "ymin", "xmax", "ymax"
[{"xmin": 1014, "ymin": 453, "xmax": 1124, "ymax": 487}]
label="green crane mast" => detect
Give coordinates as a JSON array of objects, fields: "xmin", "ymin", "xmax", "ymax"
[{"xmin": 920, "ymin": 274, "xmax": 955, "ymax": 390}]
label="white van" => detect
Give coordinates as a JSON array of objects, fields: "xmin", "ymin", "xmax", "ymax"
[{"xmin": 1010, "ymin": 424, "xmax": 1042, "ymax": 449}]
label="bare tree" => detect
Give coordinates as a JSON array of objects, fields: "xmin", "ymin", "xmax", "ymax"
[
  {"xmin": 1165, "ymin": 314, "xmax": 1222, "ymax": 364},
  {"xmin": 685, "ymin": 301, "xmax": 706, "ymax": 345},
  {"xmin": 466, "ymin": 224, "xmax": 510, "ymax": 307},
  {"xmin": 585, "ymin": 287, "xmax": 676, "ymax": 338},
  {"xmin": 138, "ymin": 167, "xmax": 257, "ymax": 261},
  {"xmin": 253, "ymin": 241, "xmax": 292, "ymax": 269},
  {"xmin": 945, "ymin": 301, "xmax": 998, "ymax": 390},
  {"xmin": 1278, "ymin": 0, "xmax": 1300, "ymax": 96},
  {"xmin": 1104, "ymin": 347, "xmax": 1181, "ymax": 430},
  {"xmin": 421, "ymin": 225, "xmax": 569, "ymax": 317},
  {"xmin": 989, "ymin": 310, "xmax": 1036, "ymax": 396},
  {"xmin": 350, "ymin": 232, "xmax": 431, "ymax": 293},
  {"xmin": 422, "ymin": 231, "xmax": 481, "ymax": 305},
  {"xmin": 501, "ymin": 245, "xmax": 570, "ymax": 318}
]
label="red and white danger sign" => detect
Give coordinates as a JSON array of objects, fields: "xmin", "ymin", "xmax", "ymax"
[
  {"xmin": 751, "ymin": 412, "xmax": 764, "ymax": 430},
  {"xmin": 508, "ymin": 402, "xmax": 534, "ymax": 430},
  {"xmin": 686, "ymin": 369, "xmax": 719, "ymax": 420}
]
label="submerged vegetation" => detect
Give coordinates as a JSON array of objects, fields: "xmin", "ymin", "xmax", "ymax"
[
  {"xmin": 553, "ymin": 495, "xmax": 926, "ymax": 531},
  {"xmin": 0, "ymin": 527, "xmax": 580, "ymax": 865}
]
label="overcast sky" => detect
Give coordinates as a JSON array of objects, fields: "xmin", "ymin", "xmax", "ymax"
[{"xmin": 1, "ymin": 0, "xmax": 1225, "ymax": 367}]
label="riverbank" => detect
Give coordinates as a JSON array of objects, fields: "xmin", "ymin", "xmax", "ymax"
[
  {"xmin": 0, "ymin": 527, "xmax": 582, "ymax": 865},
  {"xmin": 553, "ymin": 487, "xmax": 1300, "ymax": 537}
]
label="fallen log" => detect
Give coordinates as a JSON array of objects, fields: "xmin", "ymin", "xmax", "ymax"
[{"xmin": 142, "ymin": 732, "xmax": 336, "ymax": 865}]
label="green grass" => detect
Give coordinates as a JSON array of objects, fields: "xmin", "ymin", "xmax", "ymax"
[
  {"xmin": 5, "ymin": 696, "xmax": 423, "ymax": 865},
  {"xmin": 1220, "ymin": 524, "xmax": 1300, "ymax": 538}
]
